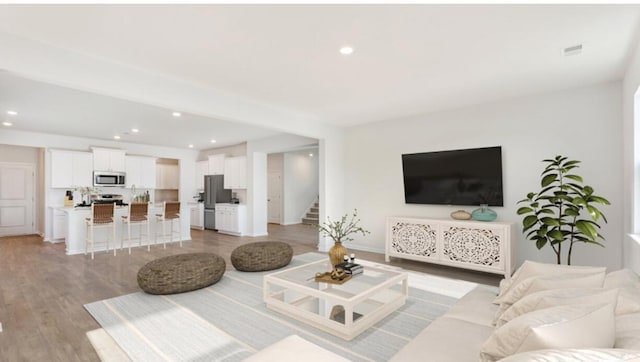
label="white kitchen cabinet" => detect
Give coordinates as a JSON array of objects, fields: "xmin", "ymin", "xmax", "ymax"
[
  {"xmin": 223, "ymin": 156, "xmax": 247, "ymax": 189},
  {"xmin": 126, "ymin": 156, "xmax": 157, "ymax": 189},
  {"xmin": 52, "ymin": 208, "xmax": 67, "ymax": 240},
  {"xmin": 156, "ymin": 163, "xmax": 179, "ymax": 190},
  {"xmin": 50, "ymin": 150, "xmax": 93, "ymax": 188},
  {"xmin": 207, "ymin": 154, "xmax": 225, "ymax": 175},
  {"xmin": 92, "ymin": 148, "xmax": 126, "ymax": 172},
  {"xmin": 190, "ymin": 203, "xmax": 204, "ymax": 229},
  {"xmin": 215, "ymin": 203, "xmax": 246, "ymax": 235},
  {"xmin": 195, "ymin": 160, "xmax": 208, "ymax": 190}
]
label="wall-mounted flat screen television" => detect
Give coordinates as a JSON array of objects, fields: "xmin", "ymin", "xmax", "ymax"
[{"xmin": 402, "ymin": 146, "xmax": 504, "ymax": 206}]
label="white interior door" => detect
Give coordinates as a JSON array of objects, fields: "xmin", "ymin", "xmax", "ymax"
[
  {"xmin": 0, "ymin": 163, "xmax": 34, "ymax": 236},
  {"xmin": 267, "ymin": 172, "xmax": 282, "ymax": 224}
]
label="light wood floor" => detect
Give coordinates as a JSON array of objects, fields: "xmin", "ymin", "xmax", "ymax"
[{"xmin": 0, "ymin": 224, "xmax": 501, "ymax": 361}]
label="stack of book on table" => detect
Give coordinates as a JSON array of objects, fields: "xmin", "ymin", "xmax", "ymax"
[{"xmin": 336, "ymin": 262, "xmax": 363, "ymax": 275}]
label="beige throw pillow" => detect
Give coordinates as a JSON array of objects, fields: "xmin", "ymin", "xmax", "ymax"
[
  {"xmin": 480, "ymin": 302, "xmax": 616, "ymax": 362},
  {"xmin": 604, "ymin": 269, "xmax": 640, "ymax": 289},
  {"xmin": 494, "ymin": 271, "xmax": 606, "ymax": 307},
  {"xmin": 496, "ymin": 288, "xmax": 618, "ymax": 327},
  {"xmin": 496, "ymin": 261, "xmax": 606, "ymax": 303},
  {"xmin": 499, "ymin": 348, "xmax": 640, "ymax": 362}
]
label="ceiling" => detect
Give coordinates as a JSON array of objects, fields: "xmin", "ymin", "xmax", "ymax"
[
  {"xmin": 1, "ymin": 4, "xmax": 639, "ymax": 148},
  {"xmin": 0, "ymin": 71, "xmax": 282, "ymax": 150}
]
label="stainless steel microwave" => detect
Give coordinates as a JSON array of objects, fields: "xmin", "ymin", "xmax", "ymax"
[{"xmin": 93, "ymin": 171, "xmax": 126, "ymax": 187}]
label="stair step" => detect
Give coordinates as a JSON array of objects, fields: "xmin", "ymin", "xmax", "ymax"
[
  {"xmin": 310, "ymin": 207, "xmax": 319, "ymax": 213},
  {"xmin": 314, "ymin": 203, "xmax": 319, "ymax": 207},
  {"xmin": 306, "ymin": 212, "xmax": 319, "ymax": 218},
  {"xmin": 302, "ymin": 217, "xmax": 318, "ymax": 225}
]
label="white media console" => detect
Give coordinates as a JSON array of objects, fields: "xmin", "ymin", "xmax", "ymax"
[{"xmin": 386, "ymin": 216, "xmax": 515, "ymax": 278}]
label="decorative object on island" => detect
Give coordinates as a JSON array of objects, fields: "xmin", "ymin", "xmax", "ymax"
[
  {"xmin": 471, "ymin": 204, "xmax": 497, "ymax": 222},
  {"xmin": 450, "ymin": 209, "xmax": 472, "ymax": 220},
  {"xmin": 517, "ymin": 155, "xmax": 610, "ymax": 265},
  {"xmin": 318, "ymin": 209, "xmax": 370, "ymax": 267}
]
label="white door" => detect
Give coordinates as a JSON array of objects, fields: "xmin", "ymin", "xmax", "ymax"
[
  {"xmin": 0, "ymin": 163, "xmax": 34, "ymax": 236},
  {"xmin": 267, "ymin": 172, "xmax": 282, "ymax": 224}
]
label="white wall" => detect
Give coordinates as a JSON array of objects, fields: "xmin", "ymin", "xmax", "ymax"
[
  {"xmin": 623, "ymin": 38, "xmax": 640, "ymax": 273},
  {"xmin": 283, "ymin": 149, "xmax": 319, "ymax": 225},
  {"xmin": 344, "ymin": 82, "xmax": 624, "ymax": 270}
]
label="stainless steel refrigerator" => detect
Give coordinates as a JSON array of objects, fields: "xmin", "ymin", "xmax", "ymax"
[{"xmin": 203, "ymin": 175, "xmax": 232, "ymax": 230}]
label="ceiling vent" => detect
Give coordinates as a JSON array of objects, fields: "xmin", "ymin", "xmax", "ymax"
[{"xmin": 562, "ymin": 44, "xmax": 583, "ymax": 56}]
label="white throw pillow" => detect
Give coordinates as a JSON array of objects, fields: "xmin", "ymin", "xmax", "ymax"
[
  {"xmin": 480, "ymin": 302, "xmax": 616, "ymax": 362},
  {"xmin": 496, "ymin": 261, "xmax": 607, "ymax": 302},
  {"xmin": 604, "ymin": 269, "xmax": 640, "ymax": 289},
  {"xmin": 496, "ymin": 288, "xmax": 618, "ymax": 327},
  {"xmin": 499, "ymin": 348, "xmax": 640, "ymax": 362},
  {"xmin": 616, "ymin": 312, "xmax": 640, "ymax": 350},
  {"xmin": 494, "ymin": 271, "xmax": 606, "ymax": 307},
  {"xmin": 616, "ymin": 287, "xmax": 640, "ymax": 315}
]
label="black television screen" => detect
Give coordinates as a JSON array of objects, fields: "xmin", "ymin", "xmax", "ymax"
[{"xmin": 402, "ymin": 146, "xmax": 504, "ymax": 206}]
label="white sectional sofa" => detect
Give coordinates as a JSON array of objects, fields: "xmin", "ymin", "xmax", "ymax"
[{"xmin": 391, "ymin": 262, "xmax": 640, "ymax": 362}]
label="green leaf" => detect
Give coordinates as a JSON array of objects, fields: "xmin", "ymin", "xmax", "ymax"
[
  {"xmin": 535, "ymin": 237, "xmax": 547, "ymax": 249},
  {"xmin": 575, "ymin": 220, "xmax": 598, "ymax": 240},
  {"xmin": 563, "ymin": 160, "xmax": 581, "ymax": 167},
  {"xmin": 547, "ymin": 229, "xmax": 565, "ymax": 241},
  {"xmin": 523, "ymin": 215, "xmax": 538, "ymax": 229},
  {"xmin": 586, "ymin": 205, "xmax": 601, "ymax": 221},
  {"xmin": 564, "ymin": 208, "xmax": 580, "ymax": 217},
  {"xmin": 517, "ymin": 207, "xmax": 534, "ymax": 215},
  {"xmin": 565, "ymin": 175, "xmax": 583, "ymax": 183},
  {"xmin": 537, "ymin": 208, "xmax": 555, "ymax": 215},
  {"xmin": 583, "ymin": 186, "xmax": 594, "ymax": 195},
  {"xmin": 541, "ymin": 217, "xmax": 560, "ymax": 227},
  {"xmin": 541, "ymin": 174, "xmax": 558, "ymax": 187},
  {"xmin": 589, "ymin": 196, "xmax": 611, "ymax": 205}
]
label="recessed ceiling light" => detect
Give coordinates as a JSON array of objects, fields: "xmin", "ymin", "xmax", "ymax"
[
  {"xmin": 172, "ymin": 112, "xmax": 182, "ymax": 117},
  {"xmin": 188, "ymin": 144, "xmax": 194, "ymax": 148},
  {"xmin": 210, "ymin": 139, "xmax": 217, "ymax": 143},
  {"xmin": 339, "ymin": 46, "xmax": 354, "ymax": 55},
  {"xmin": 113, "ymin": 135, "xmax": 121, "ymax": 140},
  {"xmin": 131, "ymin": 128, "xmax": 139, "ymax": 133},
  {"xmin": 309, "ymin": 153, "xmax": 314, "ymax": 157},
  {"xmin": 6, "ymin": 110, "xmax": 17, "ymax": 116},
  {"xmin": 2, "ymin": 121, "xmax": 12, "ymax": 126}
]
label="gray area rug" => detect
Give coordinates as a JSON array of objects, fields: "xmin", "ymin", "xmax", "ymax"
[{"xmin": 85, "ymin": 253, "xmax": 469, "ymax": 362}]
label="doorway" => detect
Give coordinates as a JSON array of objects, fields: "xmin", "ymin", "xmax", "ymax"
[
  {"xmin": 268, "ymin": 172, "xmax": 282, "ymax": 224},
  {"xmin": 0, "ymin": 163, "xmax": 35, "ymax": 236}
]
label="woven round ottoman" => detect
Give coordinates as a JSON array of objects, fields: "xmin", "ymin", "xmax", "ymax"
[
  {"xmin": 231, "ymin": 241, "xmax": 293, "ymax": 272},
  {"xmin": 137, "ymin": 253, "xmax": 225, "ymax": 295}
]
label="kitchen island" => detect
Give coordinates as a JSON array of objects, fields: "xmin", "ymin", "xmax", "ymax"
[{"xmin": 54, "ymin": 204, "xmax": 191, "ymax": 256}]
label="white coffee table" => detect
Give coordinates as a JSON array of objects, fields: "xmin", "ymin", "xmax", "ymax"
[{"xmin": 263, "ymin": 259, "xmax": 408, "ymax": 340}]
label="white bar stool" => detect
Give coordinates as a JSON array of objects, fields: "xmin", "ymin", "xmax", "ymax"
[
  {"xmin": 154, "ymin": 201, "xmax": 182, "ymax": 248},
  {"xmin": 120, "ymin": 202, "xmax": 150, "ymax": 253},
  {"xmin": 84, "ymin": 203, "xmax": 116, "ymax": 259}
]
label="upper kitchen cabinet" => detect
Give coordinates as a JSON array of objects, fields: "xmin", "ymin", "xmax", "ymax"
[
  {"xmin": 92, "ymin": 147, "xmax": 126, "ymax": 172},
  {"xmin": 195, "ymin": 160, "xmax": 208, "ymax": 190},
  {"xmin": 207, "ymin": 154, "xmax": 225, "ymax": 175},
  {"xmin": 223, "ymin": 156, "xmax": 247, "ymax": 189},
  {"xmin": 125, "ymin": 156, "xmax": 157, "ymax": 189},
  {"xmin": 50, "ymin": 150, "xmax": 93, "ymax": 188},
  {"xmin": 156, "ymin": 163, "xmax": 179, "ymax": 190}
]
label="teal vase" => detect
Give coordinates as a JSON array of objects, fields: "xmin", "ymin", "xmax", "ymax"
[{"xmin": 472, "ymin": 204, "xmax": 497, "ymax": 222}]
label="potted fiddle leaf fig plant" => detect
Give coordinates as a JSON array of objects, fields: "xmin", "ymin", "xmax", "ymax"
[
  {"xmin": 318, "ymin": 209, "xmax": 370, "ymax": 267},
  {"xmin": 517, "ymin": 155, "xmax": 610, "ymax": 265}
]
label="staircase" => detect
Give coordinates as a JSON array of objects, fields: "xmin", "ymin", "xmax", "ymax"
[{"xmin": 302, "ymin": 201, "xmax": 319, "ymax": 225}]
